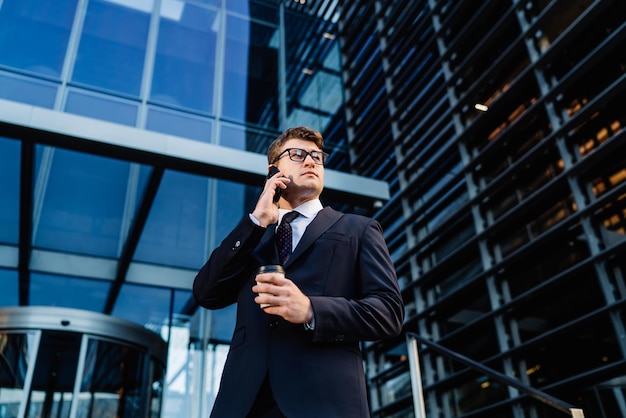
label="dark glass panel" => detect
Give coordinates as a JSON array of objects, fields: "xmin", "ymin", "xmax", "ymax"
[
  {"xmin": 0, "ymin": 137, "xmax": 20, "ymax": 245},
  {"xmin": 33, "ymin": 147, "xmax": 146, "ymax": 258},
  {"xmin": 76, "ymin": 338, "xmax": 148, "ymax": 417},
  {"xmin": 226, "ymin": 0, "xmax": 278, "ymax": 23},
  {"xmin": 0, "ymin": 72, "xmax": 57, "ymax": 107},
  {"xmin": 26, "ymin": 331, "xmax": 81, "ymax": 417},
  {"xmin": 0, "ymin": 332, "xmax": 36, "ymax": 416},
  {"xmin": 151, "ymin": 3, "xmax": 218, "ymax": 113},
  {"xmin": 214, "ymin": 179, "xmax": 247, "ymax": 245},
  {"xmin": 73, "ymin": 0, "xmax": 151, "ymax": 96},
  {"xmin": 30, "ymin": 273, "xmax": 110, "ymax": 312},
  {"xmin": 529, "ymin": 0, "xmax": 594, "ymax": 52},
  {"xmin": 504, "ymin": 234, "xmax": 591, "ymax": 299},
  {"xmin": 134, "ymin": 170, "xmax": 209, "ymax": 269},
  {"xmin": 520, "ymin": 313, "xmax": 621, "ymax": 387},
  {"xmin": 146, "ymin": 107, "xmax": 213, "ymax": 143},
  {"xmin": 437, "ymin": 281, "xmax": 491, "ymax": 336},
  {"xmin": 65, "ymin": 89, "xmax": 138, "ymax": 126},
  {"xmin": 511, "ymin": 266, "xmax": 604, "ymax": 343},
  {"xmin": 0, "ymin": 0, "xmax": 77, "ymax": 77},
  {"xmin": 112, "ymin": 283, "xmax": 171, "ymax": 330},
  {"xmin": 219, "ymin": 123, "xmax": 277, "ymax": 152},
  {"xmin": 0, "ymin": 269, "xmax": 18, "ymax": 306},
  {"xmin": 172, "ymin": 289, "xmax": 192, "ymax": 316},
  {"xmin": 222, "ymin": 14, "xmax": 279, "ymax": 129}
]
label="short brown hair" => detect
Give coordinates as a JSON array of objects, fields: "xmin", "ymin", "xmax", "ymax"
[{"xmin": 267, "ymin": 126, "xmax": 324, "ymax": 164}]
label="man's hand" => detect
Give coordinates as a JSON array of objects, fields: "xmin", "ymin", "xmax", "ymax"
[
  {"xmin": 253, "ymin": 273, "xmax": 313, "ymax": 324},
  {"xmin": 251, "ymin": 170, "xmax": 290, "ymax": 227}
]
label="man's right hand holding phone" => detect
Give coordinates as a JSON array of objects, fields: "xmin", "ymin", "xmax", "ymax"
[{"xmin": 251, "ymin": 165, "xmax": 290, "ymax": 227}]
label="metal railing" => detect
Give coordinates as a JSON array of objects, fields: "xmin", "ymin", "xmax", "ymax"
[{"xmin": 406, "ymin": 332, "xmax": 585, "ymax": 417}]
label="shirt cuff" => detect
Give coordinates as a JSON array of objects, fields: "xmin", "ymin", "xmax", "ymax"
[{"xmin": 303, "ymin": 314, "xmax": 315, "ymax": 331}]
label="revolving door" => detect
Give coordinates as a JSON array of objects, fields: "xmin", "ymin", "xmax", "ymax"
[{"xmin": 0, "ymin": 306, "xmax": 167, "ymax": 418}]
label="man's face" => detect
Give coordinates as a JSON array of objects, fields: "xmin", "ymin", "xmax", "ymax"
[{"xmin": 273, "ymin": 138, "xmax": 325, "ymax": 203}]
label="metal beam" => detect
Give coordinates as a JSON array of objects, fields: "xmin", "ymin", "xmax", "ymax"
[{"xmin": 0, "ymin": 99, "xmax": 390, "ymax": 208}]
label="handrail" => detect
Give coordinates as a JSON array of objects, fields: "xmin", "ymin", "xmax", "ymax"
[{"xmin": 406, "ymin": 332, "xmax": 585, "ymax": 417}]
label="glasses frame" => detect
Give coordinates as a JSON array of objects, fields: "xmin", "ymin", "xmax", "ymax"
[{"xmin": 272, "ymin": 148, "xmax": 329, "ymax": 165}]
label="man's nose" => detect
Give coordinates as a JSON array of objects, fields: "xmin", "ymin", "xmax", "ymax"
[{"xmin": 303, "ymin": 154, "xmax": 316, "ymax": 166}]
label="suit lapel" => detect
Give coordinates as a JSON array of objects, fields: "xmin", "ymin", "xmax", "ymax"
[{"xmin": 285, "ymin": 206, "xmax": 343, "ymax": 267}]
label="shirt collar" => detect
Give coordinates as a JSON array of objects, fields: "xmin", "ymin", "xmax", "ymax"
[{"xmin": 279, "ymin": 199, "xmax": 323, "ymax": 221}]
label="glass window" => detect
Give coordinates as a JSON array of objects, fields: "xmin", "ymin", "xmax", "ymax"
[
  {"xmin": 25, "ymin": 331, "xmax": 81, "ymax": 418},
  {"xmin": 0, "ymin": 138, "xmax": 20, "ymax": 245},
  {"xmin": 0, "ymin": 269, "xmax": 18, "ymax": 306},
  {"xmin": 73, "ymin": 0, "xmax": 152, "ymax": 96},
  {"xmin": 0, "ymin": 72, "xmax": 57, "ymax": 108},
  {"xmin": 134, "ymin": 170, "xmax": 210, "ymax": 269},
  {"xmin": 218, "ymin": 123, "xmax": 276, "ymax": 152},
  {"xmin": 0, "ymin": 332, "xmax": 37, "ymax": 417},
  {"xmin": 112, "ymin": 283, "xmax": 171, "ymax": 329},
  {"xmin": 222, "ymin": 15, "xmax": 279, "ymax": 128},
  {"xmin": 214, "ymin": 180, "xmax": 246, "ymax": 246},
  {"xmin": 29, "ymin": 273, "xmax": 110, "ymax": 312},
  {"xmin": 76, "ymin": 338, "xmax": 148, "ymax": 418},
  {"xmin": 0, "ymin": 0, "xmax": 78, "ymax": 77},
  {"xmin": 33, "ymin": 146, "xmax": 150, "ymax": 258},
  {"xmin": 65, "ymin": 89, "xmax": 138, "ymax": 126},
  {"xmin": 151, "ymin": 2, "xmax": 218, "ymax": 113},
  {"xmin": 146, "ymin": 106, "xmax": 213, "ymax": 143}
]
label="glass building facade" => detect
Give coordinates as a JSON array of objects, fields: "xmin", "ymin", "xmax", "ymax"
[
  {"xmin": 341, "ymin": 1, "xmax": 626, "ymax": 417},
  {"xmin": 1, "ymin": 0, "xmax": 625, "ymax": 417}
]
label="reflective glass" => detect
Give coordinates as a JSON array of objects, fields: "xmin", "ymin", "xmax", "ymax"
[
  {"xmin": 112, "ymin": 283, "xmax": 171, "ymax": 329},
  {"xmin": 173, "ymin": 290, "xmax": 192, "ymax": 316},
  {"xmin": 65, "ymin": 89, "xmax": 138, "ymax": 126},
  {"xmin": 33, "ymin": 146, "xmax": 150, "ymax": 258},
  {"xmin": 0, "ymin": 138, "xmax": 20, "ymax": 245},
  {"xmin": 219, "ymin": 123, "xmax": 276, "ymax": 152},
  {"xmin": 76, "ymin": 338, "xmax": 148, "ymax": 418},
  {"xmin": 73, "ymin": 0, "xmax": 152, "ymax": 95},
  {"xmin": 0, "ymin": 269, "xmax": 18, "ymax": 306},
  {"xmin": 226, "ymin": 0, "xmax": 278, "ymax": 22},
  {"xmin": 146, "ymin": 106, "xmax": 213, "ymax": 143},
  {"xmin": 0, "ymin": 0, "xmax": 77, "ymax": 77},
  {"xmin": 0, "ymin": 72, "xmax": 57, "ymax": 108},
  {"xmin": 222, "ymin": 14, "xmax": 279, "ymax": 129},
  {"xmin": 214, "ymin": 180, "xmax": 246, "ymax": 247},
  {"xmin": 29, "ymin": 273, "xmax": 110, "ymax": 311},
  {"xmin": 0, "ymin": 332, "xmax": 37, "ymax": 417},
  {"xmin": 134, "ymin": 170, "xmax": 209, "ymax": 269},
  {"xmin": 151, "ymin": 2, "xmax": 218, "ymax": 113},
  {"xmin": 284, "ymin": 11, "xmax": 344, "ymax": 134}
]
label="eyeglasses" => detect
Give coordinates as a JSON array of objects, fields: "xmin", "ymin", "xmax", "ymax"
[{"xmin": 272, "ymin": 148, "xmax": 329, "ymax": 165}]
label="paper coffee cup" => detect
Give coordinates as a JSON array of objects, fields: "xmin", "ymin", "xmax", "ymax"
[{"xmin": 255, "ymin": 265, "xmax": 285, "ymax": 308}]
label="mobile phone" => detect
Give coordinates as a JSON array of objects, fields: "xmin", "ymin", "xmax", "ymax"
[{"xmin": 266, "ymin": 165, "xmax": 282, "ymax": 202}]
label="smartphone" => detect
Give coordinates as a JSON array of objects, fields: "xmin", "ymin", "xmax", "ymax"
[{"xmin": 266, "ymin": 165, "xmax": 282, "ymax": 202}]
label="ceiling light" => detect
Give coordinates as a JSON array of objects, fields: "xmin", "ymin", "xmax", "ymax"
[{"xmin": 475, "ymin": 103, "xmax": 488, "ymax": 112}]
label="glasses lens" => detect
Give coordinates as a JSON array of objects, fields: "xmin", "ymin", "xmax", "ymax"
[{"xmin": 287, "ymin": 149, "xmax": 327, "ymax": 165}]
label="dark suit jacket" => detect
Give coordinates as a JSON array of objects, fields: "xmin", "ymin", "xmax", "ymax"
[{"xmin": 193, "ymin": 206, "xmax": 404, "ymax": 418}]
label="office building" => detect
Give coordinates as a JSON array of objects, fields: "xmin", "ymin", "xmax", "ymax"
[{"xmin": 1, "ymin": 0, "xmax": 625, "ymax": 417}]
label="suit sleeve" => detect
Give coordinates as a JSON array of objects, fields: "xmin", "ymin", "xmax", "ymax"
[
  {"xmin": 308, "ymin": 219, "xmax": 404, "ymax": 342},
  {"xmin": 193, "ymin": 216, "xmax": 267, "ymax": 310}
]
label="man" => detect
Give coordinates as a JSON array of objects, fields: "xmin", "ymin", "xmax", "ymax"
[{"xmin": 193, "ymin": 126, "xmax": 404, "ymax": 417}]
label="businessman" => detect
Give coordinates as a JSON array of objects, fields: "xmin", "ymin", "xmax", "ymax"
[{"xmin": 193, "ymin": 126, "xmax": 404, "ymax": 417}]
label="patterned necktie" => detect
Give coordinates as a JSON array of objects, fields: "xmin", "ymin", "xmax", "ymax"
[{"xmin": 276, "ymin": 211, "xmax": 299, "ymax": 265}]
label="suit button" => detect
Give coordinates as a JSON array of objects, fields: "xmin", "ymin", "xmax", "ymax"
[
  {"xmin": 269, "ymin": 320, "xmax": 279, "ymax": 328},
  {"xmin": 334, "ymin": 334, "xmax": 344, "ymax": 342},
  {"xmin": 231, "ymin": 240, "xmax": 241, "ymax": 251}
]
